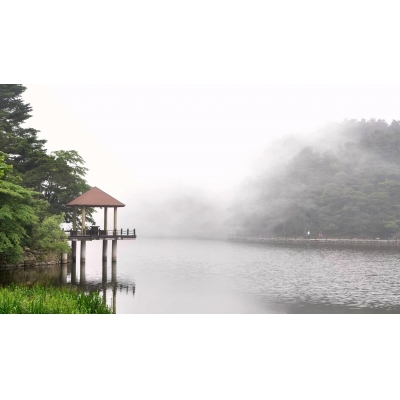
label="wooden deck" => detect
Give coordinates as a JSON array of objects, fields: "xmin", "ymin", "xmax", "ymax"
[{"xmin": 67, "ymin": 228, "xmax": 136, "ymax": 241}]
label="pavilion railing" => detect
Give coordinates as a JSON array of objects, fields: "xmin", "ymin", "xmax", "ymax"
[{"xmin": 67, "ymin": 229, "xmax": 136, "ymax": 237}]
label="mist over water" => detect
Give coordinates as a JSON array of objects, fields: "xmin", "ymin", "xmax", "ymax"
[
  {"xmin": 46, "ymin": 238, "xmax": 400, "ymax": 314},
  {"xmin": 121, "ymin": 119, "xmax": 400, "ymax": 240},
  {"xmin": 132, "ymin": 187, "xmax": 230, "ymax": 239}
]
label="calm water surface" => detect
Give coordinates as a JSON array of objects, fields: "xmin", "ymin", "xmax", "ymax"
[{"xmin": 3, "ymin": 238, "xmax": 400, "ymax": 313}]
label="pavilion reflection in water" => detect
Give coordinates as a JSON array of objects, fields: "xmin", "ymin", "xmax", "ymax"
[{"xmin": 60, "ymin": 260, "xmax": 135, "ymax": 314}]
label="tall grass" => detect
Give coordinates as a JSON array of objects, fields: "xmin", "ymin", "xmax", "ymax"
[{"xmin": 0, "ymin": 285, "xmax": 112, "ymax": 314}]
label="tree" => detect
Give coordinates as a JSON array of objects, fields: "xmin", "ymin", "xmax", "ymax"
[
  {"xmin": 23, "ymin": 149, "xmax": 94, "ymax": 225},
  {"xmin": 29, "ymin": 213, "xmax": 71, "ymax": 258},
  {"xmin": 0, "ymin": 84, "xmax": 94, "ymax": 226},
  {"xmin": 0, "ymin": 152, "xmax": 12, "ymax": 179},
  {"xmin": 0, "ymin": 153, "xmax": 39, "ymax": 263},
  {"xmin": 0, "ymin": 153, "xmax": 72, "ymax": 263},
  {"xmin": 230, "ymin": 119, "xmax": 400, "ymax": 239},
  {"xmin": 0, "ymin": 84, "xmax": 47, "ymax": 174}
]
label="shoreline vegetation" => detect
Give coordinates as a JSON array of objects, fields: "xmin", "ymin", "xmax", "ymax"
[
  {"xmin": 0, "ymin": 250, "xmax": 64, "ymax": 269},
  {"xmin": 0, "ymin": 285, "xmax": 112, "ymax": 314},
  {"xmin": 229, "ymin": 235, "xmax": 400, "ymax": 248},
  {"xmin": 0, "ymin": 84, "xmax": 93, "ymax": 266},
  {"xmin": 0, "ymin": 85, "xmax": 105, "ymax": 313}
]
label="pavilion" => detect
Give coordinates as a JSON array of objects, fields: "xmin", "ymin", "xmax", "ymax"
[{"xmin": 66, "ymin": 187, "xmax": 136, "ymax": 262}]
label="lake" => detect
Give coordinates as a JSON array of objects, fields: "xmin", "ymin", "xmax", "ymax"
[{"xmin": 2, "ymin": 237, "xmax": 400, "ymax": 313}]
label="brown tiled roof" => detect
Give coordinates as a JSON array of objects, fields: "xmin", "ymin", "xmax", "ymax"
[{"xmin": 66, "ymin": 187, "xmax": 125, "ymax": 207}]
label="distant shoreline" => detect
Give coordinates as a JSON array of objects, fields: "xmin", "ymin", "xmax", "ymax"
[{"xmin": 228, "ymin": 236, "xmax": 400, "ymax": 249}]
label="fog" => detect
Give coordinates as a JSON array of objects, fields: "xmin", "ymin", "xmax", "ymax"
[{"xmin": 23, "ymin": 84, "xmax": 400, "ymax": 238}]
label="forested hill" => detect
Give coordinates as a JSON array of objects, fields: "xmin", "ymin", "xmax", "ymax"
[
  {"xmin": 0, "ymin": 84, "xmax": 93, "ymax": 263},
  {"xmin": 229, "ymin": 119, "xmax": 400, "ymax": 239}
]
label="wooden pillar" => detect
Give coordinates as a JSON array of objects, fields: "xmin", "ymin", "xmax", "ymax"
[
  {"xmin": 103, "ymin": 207, "xmax": 108, "ymax": 261},
  {"xmin": 72, "ymin": 206, "xmax": 77, "ymax": 262},
  {"xmin": 82, "ymin": 206, "xmax": 86, "ymax": 234},
  {"xmin": 80, "ymin": 241, "xmax": 86, "ymax": 286},
  {"xmin": 102, "ymin": 241, "xmax": 108, "ymax": 261},
  {"xmin": 61, "ymin": 264, "xmax": 67, "ymax": 284},
  {"xmin": 71, "ymin": 261, "xmax": 77, "ymax": 284},
  {"xmin": 104, "ymin": 207, "xmax": 108, "ymax": 231},
  {"xmin": 112, "ymin": 239, "xmax": 117, "ymax": 262},
  {"xmin": 73, "ymin": 206, "xmax": 77, "ymax": 230},
  {"xmin": 112, "ymin": 260, "xmax": 117, "ymax": 282},
  {"xmin": 102, "ymin": 283, "xmax": 107, "ymax": 306},
  {"xmin": 102, "ymin": 259, "xmax": 107, "ymax": 284},
  {"xmin": 61, "ymin": 252, "xmax": 68, "ymax": 264},
  {"xmin": 112, "ymin": 206, "xmax": 118, "ymax": 261},
  {"xmin": 80, "ymin": 259, "xmax": 86, "ymax": 285},
  {"xmin": 112, "ymin": 285, "xmax": 117, "ymax": 314},
  {"xmin": 72, "ymin": 242, "xmax": 76, "ymax": 262},
  {"xmin": 112, "ymin": 261, "xmax": 117, "ymax": 314},
  {"xmin": 102, "ymin": 259, "xmax": 107, "ymax": 305},
  {"xmin": 81, "ymin": 240, "xmax": 86, "ymax": 263}
]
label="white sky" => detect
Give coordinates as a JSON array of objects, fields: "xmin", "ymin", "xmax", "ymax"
[
  {"xmin": 23, "ymin": 84, "xmax": 400, "ymax": 196},
  {"xmin": 5, "ymin": 1, "xmax": 400, "ymax": 220}
]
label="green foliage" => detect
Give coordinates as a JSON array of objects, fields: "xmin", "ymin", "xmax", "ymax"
[
  {"xmin": 0, "ymin": 149, "xmax": 72, "ymax": 263},
  {"xmin": 0, "ymin": 285, "xmax": 112, "ymax": 314},
  {"xmin": 0, "ymin": 181, "xmax": 72, "ymax": 263},
  {"xmin": 23, "ymin": 149, "xmax": 94, "ymax": 225},
  {"xmin": 232, "ymin": 119, "xmax": 400, "ymax": 239},
  {"xmin": 0, "ymin": 84, "xmax": 96, "ymax": 262},
  {"xmin": 0, "ymin": 152, "xmax": 12, "ymax": 179},
  {"xmin": 0, "ymin": 160, "xmax": 39, "ymax": 262},
  {"xmin": 29, "ymin": 214, "xmax": 71, "ymax": 256},
  {"xmin": 0, "ymin": 85, "xmax": 47, "ymax": 175},
  {"xmin": 0, "ymin": 84, "xmax": 94, "ymax": 225}
]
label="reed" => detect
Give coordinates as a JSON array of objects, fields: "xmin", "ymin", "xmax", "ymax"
[{"xmin": 0, "ymin": 285, "xmax": 112, "ymax": 314}]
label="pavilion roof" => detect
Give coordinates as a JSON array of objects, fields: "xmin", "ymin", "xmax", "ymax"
[{"xmin": 66, "ymin": 187, "xmax": 125, "ymax": 207}]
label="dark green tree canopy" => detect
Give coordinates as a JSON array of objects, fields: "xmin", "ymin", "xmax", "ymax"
[
  {"xmin": 0, "ymin": 84, "xmax": 94, "ymax": 224},
  {"xmin": 0, "ymin": 84, "xmax": 47, "ymax": 173},
  {"xmin": 230, "ymin": 119, "xmax": 400, "ymax": 239},
  {"xmin": 0, "ymin": 84, "xmax": 95, "ymax": 263}
]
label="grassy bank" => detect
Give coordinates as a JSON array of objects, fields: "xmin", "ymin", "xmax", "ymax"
[{"xmin": 0, "ymin": 285, "xmax": 112, "ymax": 314}]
